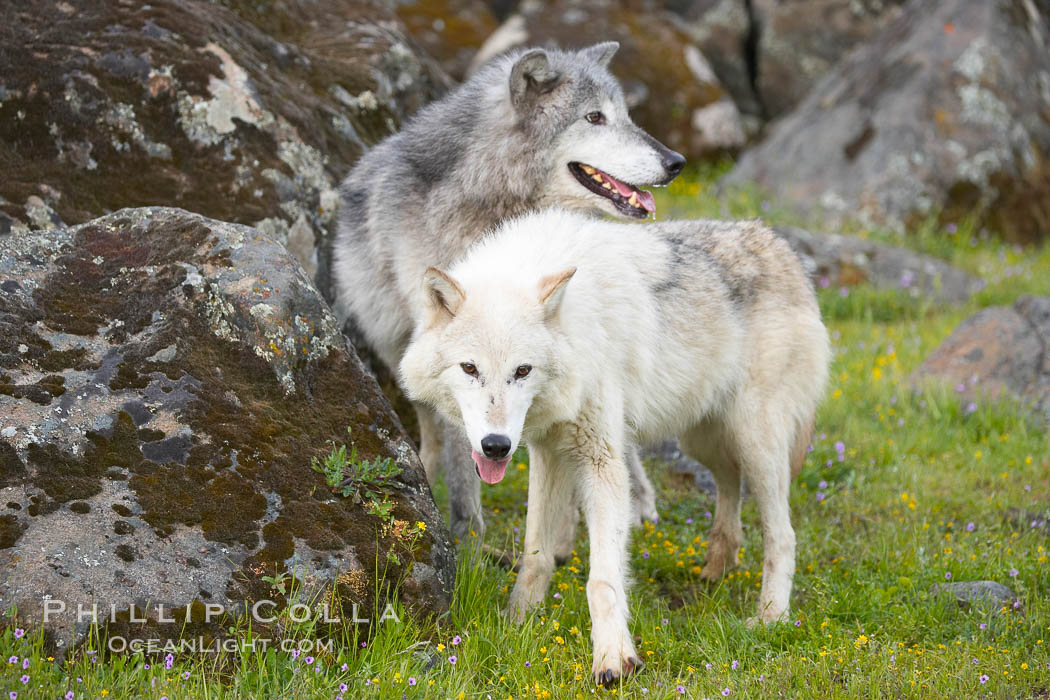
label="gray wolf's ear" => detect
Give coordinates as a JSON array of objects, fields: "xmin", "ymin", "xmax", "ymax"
[
  {"xmin": 580, "ymin": 41, "xmax": 619, "ymax": 68},
  {"xmin": 538, "ymin": 267, "xmax": 576, "ymax": 320},
  {"xmin": 509, "ymin": 49, "xmax": 562, "ymax": 110},
  {"xmin": 423, "ymin": 268, "xmax": 466, "ymax": 326}
]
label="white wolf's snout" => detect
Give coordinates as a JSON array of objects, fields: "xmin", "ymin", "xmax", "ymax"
[{"xmin": 457, "ymin": 389, "xmax": 526, "ymax": 485}]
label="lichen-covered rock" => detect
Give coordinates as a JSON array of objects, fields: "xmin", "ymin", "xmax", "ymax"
[
  {"xmin": 753, "ymin": 0, "xmax": 907, "ymax": 119},
  {"xmin": 912, "ymin": 296, "xmax": 1050, "ymax": 425},
  {"xmin": 395, "ymin": 0, "xmax": 500, "ymax": 80},
  {"xmin": 0, "ymin": 0, "xmax": 449, "ymax": 293},
  {"xmin": 773, "ymin": 226, "xmax": 983, "ymax": 303},
  {"xmin": 0, "ymin": 208, "xmax": 454, "ymax": 650},
  {"xmin": 725, "ymin": 0, "xmax": 1050, "ymax": 242},
  {"xmin": 470, "ymin": 0, "xmax": 746, "ymax": 159}
]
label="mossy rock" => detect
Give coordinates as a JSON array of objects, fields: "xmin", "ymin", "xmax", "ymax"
[
  {"xmin": 0, "ymin": 207, "xmax": 454, "ymax": 652},
  {"xmin": 395, "ymin": 0, "xmax": 500, "ymax": 81},
  {"xmin": 0, "ymin": 0, "xmax": 449, "ymax": 295}
]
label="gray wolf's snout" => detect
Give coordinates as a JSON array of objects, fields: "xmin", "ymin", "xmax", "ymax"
[
  {"xmin": 662, "ymin": 151, "xmax": 686, "ymax": 179},
  {"xmin": 481, "ymin": 434, "xmax": 512, "ymax": 459}
]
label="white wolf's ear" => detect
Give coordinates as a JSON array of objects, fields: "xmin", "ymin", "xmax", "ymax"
[
  {"xmin": 423, "ymin": 268, "xmax": 466, "ymax": 326},
  {"xmin": 580, "ymin": 42, "xmax": 619, "ymax": 68},
  {"xmin": 538, "ymin": 267, "xmax": 576, "ymax": 321},
  {"xmin": 509, "ymin": 49, "xmax": 562, "ymax": 110}
]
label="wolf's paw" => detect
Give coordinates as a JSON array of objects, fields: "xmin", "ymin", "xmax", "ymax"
[
  {"xmin": 591, "ymin": 642, "xmax": 643, "ymax": 688},
  {"xmin": 630, "ymin": 490, "xmax": 658, "ymax": 526},
  {"xmin": 699, "ymin": 543, "xmax": 739, "ymax": 581},
  {"xmin": 502, "ymin": 603, "xmax": 529, "ymax": 625},
  {"xmin": 745, "ymin": 607, "xmax": 789, "ymax": 629},
  {"xmin": 699, "ymin": 556, "xmax": 736, "ymax": 581},
  {"xmin": 504, "ymin": 579, "xmax": 546, "ymax": 623}
]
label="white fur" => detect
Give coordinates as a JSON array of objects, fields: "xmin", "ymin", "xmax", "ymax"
[{"xmin": 401, "ymin": 209, "xmax": 830, "ymax": 683}]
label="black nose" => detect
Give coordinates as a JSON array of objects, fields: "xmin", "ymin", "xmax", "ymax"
[
  {"xmin": 481, "ymin": 434, "xmax": 512, "ymax": 460},
  {"xmin": 662, "ymin": 150, "xmax": 686, "ymax": 178}
]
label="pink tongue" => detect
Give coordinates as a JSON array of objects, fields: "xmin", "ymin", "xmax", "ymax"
[
  {"xmin": 637, "ymin": 190, "xmax": 656, "ymax": 213},
  {"xmin": 471, "ymin": 450, "xmax": 511, "ymax": 484},
  {"xmin": 605, "ymin": 172, "xmax": 656, "ymax": 213}
]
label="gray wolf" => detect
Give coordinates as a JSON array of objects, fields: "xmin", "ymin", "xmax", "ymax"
[
  {"xmin": 400, "ymin": 209, "xmax": 830, "ymax": 685},
  {"xmin": 333, "ymin": 42, "xmax": 685, "ymax": 542}
]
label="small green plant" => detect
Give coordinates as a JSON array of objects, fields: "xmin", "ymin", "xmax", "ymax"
[
  {"xmin": 311, "ymin": 428, "xmax": 402, "ymax": 509},
  {"xmin": 261, "ymin": 568, "xmax": 293, "ymax": 596}
]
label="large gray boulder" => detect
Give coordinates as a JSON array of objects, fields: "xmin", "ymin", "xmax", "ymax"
[
  {"xmin": 666, "ymin": 0, "xmax": 906, "ymax": 121},
  {"xmin": 0, "ymin": 0, "xmax": 449, "ymax": 297},
  {"xmin": 752, "ymin": 0, "xmax": 908, "ymax": 119},
  {"xmin": 725, "ymin": 0, "xmax": 1050, "ymax": 243},
  {"xmin": 912, "ymin": 296, "xmax": 1050, "ymax": 425},
  {"xmin": 0, "ymin": 208, "xmax": 454, "ymax": 650}
]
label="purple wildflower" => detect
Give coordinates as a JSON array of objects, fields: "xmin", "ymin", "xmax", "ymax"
[{"xmin": 452, "ymin": 635, "xmax": 461, "ymax": 645}]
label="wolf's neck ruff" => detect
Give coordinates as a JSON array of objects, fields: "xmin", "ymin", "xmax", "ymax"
[{"xmin": 569, "ymin": 162, "xmax": 656, "ymax": 217}]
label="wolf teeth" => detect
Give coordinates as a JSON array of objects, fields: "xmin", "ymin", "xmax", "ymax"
[
  {"xmin": 628, "ymin": 192, "xmax": 639, "ymax": 207},
  {"xmin": 602, "ymin": 182, "xmax": 613, "ymax": 190},
  {"xmin": 581, "ymin": 165, "xmax": 596, "ymax": 175},
  {"xmin": 592, "ymin": 173, "xmax": 603, "ymax": 183}
]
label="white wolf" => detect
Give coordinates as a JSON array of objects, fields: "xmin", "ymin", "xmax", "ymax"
[
  {"xmin": 400, "ymin": 209, "xmax": 830, "ymax": 685},
  {"xmin": 333, "ymin": 42, "xmax": 685, "ymax": 543}
]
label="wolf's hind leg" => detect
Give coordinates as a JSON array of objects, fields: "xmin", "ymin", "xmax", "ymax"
[
  {"xmin": 730, "ymin": 403, "xmax": 796, "ymax": 625},
  {"xmin": 507, "ymin": 441, "xmax": 575, "ymax": 620},
  {"xmin": 442, "ymin": 421, "xmax": 486, "ymax": 545},
  {"xmin": 680, "ymin": 420, "xmax": 743, "ymax": 581},
  {"xmin": 627, "ymin": 443, "xmax": 658, "ymax": 525},
  {"xmin": 416, "ymin": 403, "xmax": 445, "ymax": 486}
]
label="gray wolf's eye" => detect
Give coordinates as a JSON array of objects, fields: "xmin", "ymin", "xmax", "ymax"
[
  {"xmin": 584, "ymin": 112, "xmax": 605, "ymax": 125},
  {"xmin": 461, "ymin": 362, "xmax": 478, "ymax": 377},
  {"xmin": 515, "ymin": 364, "xmax": 532, "ymax": 379}
]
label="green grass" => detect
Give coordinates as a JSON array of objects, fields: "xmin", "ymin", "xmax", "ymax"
[{"xmin": 4, "ymin": 170, "xmax": 1050, "ymax": 698}]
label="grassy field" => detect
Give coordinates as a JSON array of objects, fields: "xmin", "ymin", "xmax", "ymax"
[{"xmin": 4, "ymin": 169, "xmax": 1049, "ymax": 698}]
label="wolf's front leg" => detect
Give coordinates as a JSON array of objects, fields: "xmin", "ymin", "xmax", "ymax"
[
  {"xmin": 576, "ymin": 431, "xmax": 642, "ymax": 686},
  {"xmin": 506, "ymin": 441, "xmax": 575, "ymax": 621}
]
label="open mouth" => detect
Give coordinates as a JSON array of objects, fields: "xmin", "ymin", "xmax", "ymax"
[{"xmin": 569, "ymin": 162, "xmax": 655, "ymax": 218}]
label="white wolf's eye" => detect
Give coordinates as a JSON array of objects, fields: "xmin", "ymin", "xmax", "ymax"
[
  {"xmin": 514, "ymin": 364, "xmax": 532, "ymax": 379},
  {"xmin": 584, "ymin": 111, "xmax": 605, "ymax": 125},
  {"xmin": 460, "ymin": 362, "xmax": 479, "ymax": 378}
]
